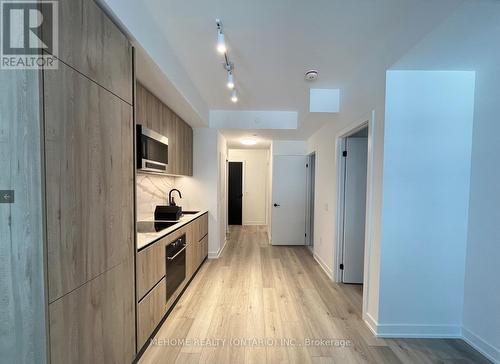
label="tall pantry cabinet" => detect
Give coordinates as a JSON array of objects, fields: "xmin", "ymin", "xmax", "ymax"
[
  {"xmin": 43, "ymin": 0, "xmax": 136, "ymax": 362},
  {"xmin": 0, "ymin": 0, "xmax": 136, "ymax": 363}
]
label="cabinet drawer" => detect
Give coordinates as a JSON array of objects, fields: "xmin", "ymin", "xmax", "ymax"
[
  {"xmin": 137, "ymin": 278, "xmax": 166, "ymax": 349},
  {"xmin": 199, "ymin": 234, "xmax": 208, "ymax": 265},
  {"xmin": 136, "ymin": 237, "xmax": 166, "ymax": 300},
  {"xmin": 197, "ymin": 213, "xmax": 208, "ymax": 241}
]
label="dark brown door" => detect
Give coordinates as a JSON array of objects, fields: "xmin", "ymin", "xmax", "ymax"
[{"xmin": 228, "ymin": 162, "xmax": 243, "ymax": 225}]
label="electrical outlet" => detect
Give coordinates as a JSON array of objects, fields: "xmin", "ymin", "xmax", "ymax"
[{"xmin": 0, "ymin": 190, "xmax": 14, "ymax": 203}]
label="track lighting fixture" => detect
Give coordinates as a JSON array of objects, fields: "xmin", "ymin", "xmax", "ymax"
[
  {"xmin": 227, "ymin": 71, "xmax": 235, "ymax": 89},
  {"xmin": 217, "ymin": 30, "xmax": 226, "ymax": 54},
  {"xmin": 216, "ymin": 18, "xmax": 226, "ymax": 54},
  {"xmin": 231, "ymin": 90, "xmax": 238, "ymax": 103},
  {"xmin": 216, "ymin": 18, "xmax": 240, "ymax": 103}
]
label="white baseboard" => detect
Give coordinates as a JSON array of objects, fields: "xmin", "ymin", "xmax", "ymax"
[
  {"xmin": 462, "ymin": 326, "xmax": 500, "ymax": 364},
  {"xmin": 363, "ymin": 313, "xmax": 378, "ymax": 336},
  {"xmin": 376, "ymin": 323, "xmax": 462, "ymax": 338},
  {"xmin": 313, "ymin": 253, "xmax": 334, "ymax": 281},
  {"xmin": 208, "ymin": 238, "xmax": 227, "ymax": 259},
  {"xmin": 362, "ymin": 317, "xmax": 498, "ymax": 362}
]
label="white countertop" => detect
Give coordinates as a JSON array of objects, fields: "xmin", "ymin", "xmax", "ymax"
[{"xmin": 136, "ymin": 210, "xmax": 208, "ymax": 250}]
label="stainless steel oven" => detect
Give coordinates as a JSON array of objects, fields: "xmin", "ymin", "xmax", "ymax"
[
  {"xmin": 136, "ymin": 124, "xmax": 169, "ymax": 173},
  {"xmin": 165, "ymin": 234, "xmax": 186, "ymax": 301}
]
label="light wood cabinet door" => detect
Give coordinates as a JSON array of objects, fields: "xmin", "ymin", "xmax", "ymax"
[
  {"xmin": 49, "ymin": 259, "xmax": 135, "ymax": 364},
  {"xmin": 44, "ymin": 61, "xmax": 134, "ymax": 301},
  {"xmin": 199, "ymin": 234, "xmax": 208, "ymax": 264},
  {"xmin": 137, "ymin": 278, "xmax": 166, "ymax": 350},
  {"xmin": 198, "ymin": 213, "xmax": 209, "ymax": 242},
  {"xmin": 53, "ymin": 0, "xmax": 133, "ymax": 104},
  {"xmin": 136, "ymin": 236, "xmax": 167, "ymax": 300},
  {"xmin": 135, "ymin": 82, "xmax": 148, "ymax": 127},
  {"xmin": 179, "ymin": 119, "xmax": 193, "ymax": 176},
  {"xmin": 163, "ymin": 105, "xmax": 178, "ymax": 175},
  {"xmin": 185, "ymin": 222, "xmax": 197, "ymax": 279}
]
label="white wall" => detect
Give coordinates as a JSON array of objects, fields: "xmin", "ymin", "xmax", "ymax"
[
  {"xmin": 175, "ymin": 128, "xmax": 226, "ymax": 258},
  {"xmin": 228, "ymin": 149, "xmax": 269, "ymax": 225},
  {"xmin": 378, "ymin": 70, "xmax": 475, "ymax": 336},
  {"xmin": 464, "ymin": 59, "xmax": 500, "ymax": 364},
  {"xmin": 391, "ymin": 2, "xmax": 500, "ymax": 360},
  {"xmin": 273, "ymin": 140, "xmax": 307, "ymax": 156},
  {"xmin": 307, "ymin": 81, "xmax": 386, "ymax": 324}
]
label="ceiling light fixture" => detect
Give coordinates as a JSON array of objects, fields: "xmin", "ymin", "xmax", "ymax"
[
  {"xmin": 227, "ymin": 71, "xmax": 235, "ymax": 89},
  {"xmin": 216, "ymin": 20, "xmax": 226, "ymax": 54},
  {"xmin": 241, "ymin": 138, "xmax": 257, "ymax": 146},
  {"xmin": 216, "ymin": 18, "xmax": 240, "ymax": 103},
  {"xmin": 231, "ymin": 90, "xmax": 238, "ymax": 103}
]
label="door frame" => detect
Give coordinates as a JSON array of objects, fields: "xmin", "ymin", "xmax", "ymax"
[
  {"xmin": 271, "ymin": 154, "xmax": 308, "ymax": 245},
  {"xmin": 227, "ymin": 160, "xmax": 245, "ymax": 225},
  {"xmin": 305, "ymin": 152, "xmax": 316, "ymax": 252},
  {"xmin": 334, "ymin": 110, "xmax": 377, "ymax": 320}
]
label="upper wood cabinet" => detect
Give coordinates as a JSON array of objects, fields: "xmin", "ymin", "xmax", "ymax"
[
  {"xmin": 136, "ymin": 83, "xmax": 193, "ymax": 176},
  {"xmin": 51, "ymin": 0, "xmax": 133, "ymax": 104}
]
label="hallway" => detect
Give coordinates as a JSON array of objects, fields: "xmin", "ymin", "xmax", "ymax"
[{"xmin": 140, "ymin": 226, "xmax": 489, "ymax": 364}]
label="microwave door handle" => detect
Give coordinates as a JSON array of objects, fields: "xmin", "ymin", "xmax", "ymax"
[{"xmin": 167, "ymin": 246, "xmax": 186, "ymax": 260}]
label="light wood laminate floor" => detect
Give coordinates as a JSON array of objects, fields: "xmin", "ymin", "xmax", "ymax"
[{"xmin": 140, "ymin": 226, "xmax": 490, "ymax": 364}]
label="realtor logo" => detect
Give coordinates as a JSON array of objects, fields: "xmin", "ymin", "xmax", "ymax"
[{"xmin": 1, "ymin": 0, "xmax": 58, "ymax": 69}]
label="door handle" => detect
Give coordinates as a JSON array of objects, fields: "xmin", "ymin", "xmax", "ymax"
[{"xmin": 274, "ymin": 203, "xmax": 280, "ymax": 207}]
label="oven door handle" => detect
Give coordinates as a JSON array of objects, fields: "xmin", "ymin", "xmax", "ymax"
[{"xmin": 167, "ymin": 246, "xmax": 186, "ymax": 260}]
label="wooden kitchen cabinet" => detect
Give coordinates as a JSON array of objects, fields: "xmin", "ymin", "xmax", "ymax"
[
  {"xmin": 197, "ymin": 213, "xmax": 209, "ymax": 242},
  {"xmin": 44, "ymin": 60, "xmax": 134, "ymax": 302},
  {"xmin": 51, "ymin": 0, "xmax": 133, "ymax": 104},
  {"xmin": 137, "ymin": 278, "xmax": 167, "ymax": 349},
  {"xmin": 43, "ymin": 0, "xmax": 136, "ymax": 361},
  {"xmin": 199, "ymin": 235, "xmax": 208, "ymax": 266},
  {"xmin": 136, "ymin": 83, "xmax": 193, "ymax": 176},
  {"xmin": 186, "ymin": 222, "xmax": 197, "ymax": 279},
  {"xmin": 49, "ymin": 258, "xmax": 135, "ymax": 364},
  {"xmin": 186, "ymin": 214, "xmax": 209, "ymax": 279},
  {"xmin": 135, "ymin": 214, "xmax": 208, "ymax": 353},
  {"xmin": 136, "ymin": 236, "xmax": 167, "ymax": 300}
]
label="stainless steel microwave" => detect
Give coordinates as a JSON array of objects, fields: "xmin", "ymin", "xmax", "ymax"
[{"xmin": 136, "ymin": 124, "xmax": 169, "ymax": 173}]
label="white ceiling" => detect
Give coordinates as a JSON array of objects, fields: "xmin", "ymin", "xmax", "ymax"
[{"xmin": 102, "ymin": 0, "xmax": 465, "ymax": 143}]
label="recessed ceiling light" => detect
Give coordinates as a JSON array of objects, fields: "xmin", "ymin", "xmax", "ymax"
[{"xmin": 241, "ymin": 138, "xmax": 257, "ymax": 146}]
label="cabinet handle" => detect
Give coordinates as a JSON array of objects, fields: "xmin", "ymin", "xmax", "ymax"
[{"xmin": 167, "ymin": 246, "xmax": 186, "ymax": 260}]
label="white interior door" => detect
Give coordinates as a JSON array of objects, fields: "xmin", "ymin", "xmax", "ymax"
[
  {"xmin": 342, "ymin": 138, "xmax": 368, "ymax": 283},
  {"xmin": 271, "ymin": 155, "xmax": 307, "ymax": 245}
]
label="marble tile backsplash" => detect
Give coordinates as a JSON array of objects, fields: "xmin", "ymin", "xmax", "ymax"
[{"xmin": 136, "ymin": 173, "xmax": 176, "ymax": 221}]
